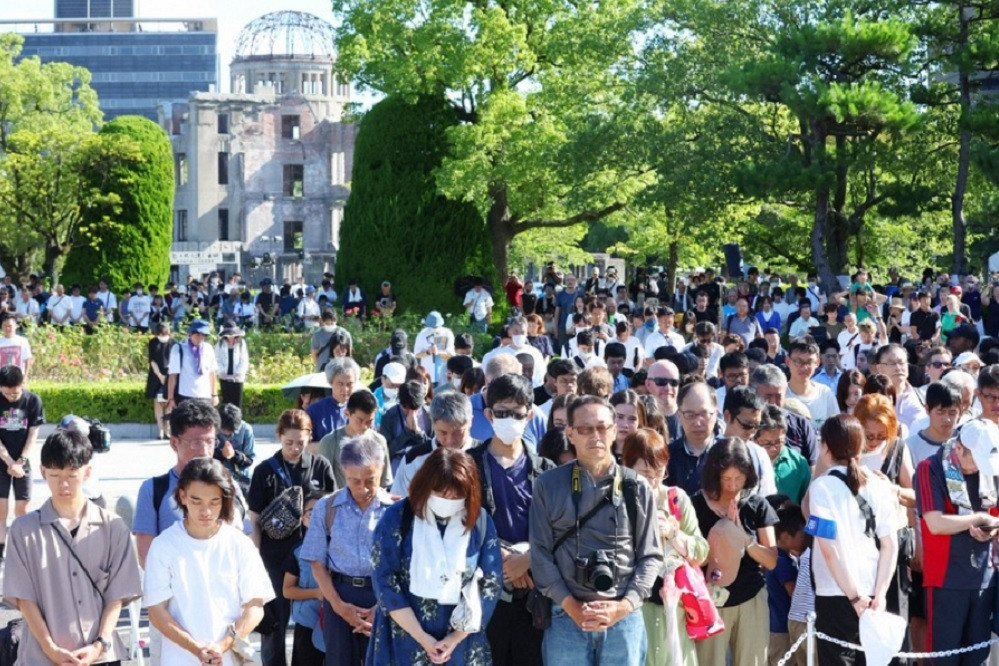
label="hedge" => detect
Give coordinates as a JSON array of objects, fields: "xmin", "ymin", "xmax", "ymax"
[{"xmin": 32, "ymin": 381, "xmax": 292, "ymax": 425}]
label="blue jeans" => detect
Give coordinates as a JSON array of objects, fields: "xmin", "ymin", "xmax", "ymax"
[{"xmin": 543, "ymin": 601, "xmax": 647, "ymax": 666}]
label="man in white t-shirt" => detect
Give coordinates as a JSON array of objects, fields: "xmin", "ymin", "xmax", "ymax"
[
  {"xmin": 13, "ymin": 288, "xmax": 39, "ymax": 326},
  {"xmin": 480, "ymin": 316, "xmax": 545, "ymax": 386},
  {"xmin": 644, "ymin": 306, "xmax": 685, "ymax": 357},
  {"xmin": 96, "ymin": 279, "xmax": 117, "ymax": 323},
  {"xmin": 784, "ymin": 339, "xmax": 839, "ymax": 426},
  {"xmin": 166, "ymin": 320, "xmax": 218, "ymax": 407},
  {"xmin": 128, "ymin": 282, "xmax": 152, "ymax": 332},
  {"xmin": 296, "ymin": 286, "xmax": 322, "ymax": 331},
  {"xmin": 463, "ymin": 278, "xmax": 494, "ymax": 332},
  {"xmin": 0, "ymin": 313, "xmax": 32, "ymax": 380},
  {"xmin": 68, "ymin": 284, "xmax": 86, "ymax": 325},
  {"xmin": 46, "ymin": 284, "xmax": 73, "ymax": 326}
]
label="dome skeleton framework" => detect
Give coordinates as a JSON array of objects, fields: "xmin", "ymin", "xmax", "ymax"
[{"xmin": 233, "ymin": 11, "xmax": 336, "ymax": 61}]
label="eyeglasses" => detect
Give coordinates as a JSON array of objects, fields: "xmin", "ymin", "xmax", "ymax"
[
  {"xmin": 734, "ymin": 417, "xmax": 761, "ymax": 433},
  {"xmin": 178, "ymin": 437, "xmax": 215, "ymax": 449},
  {"xmin": 491, "ymin": 409, "xmax": 530, "ymax": 420},
  {"xmin": 928, "ymin": 361, "xmax": 952, "ymax": 369},
  {"xmin": 757, "ymin": 437, "xmax": 786, "ymax": 449},
  {"xmin": 572, "ymin": 424, "xmax": 614, "ymax": 436},
  {"xmin": 979, "ymin": 392, "xmax": 999, "ymax": 403},
  {"xmin": 650, "ymin": 377, "xmax": 680, "ymax": 388},
  {"xmin": 680, "ymin": 410, "xmax": 712, "ymax": 422}
]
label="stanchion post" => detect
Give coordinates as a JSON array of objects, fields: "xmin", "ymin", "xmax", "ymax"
[{"xmin": 806, "ymin": 611, "xmax": 816, "ymax": 666}]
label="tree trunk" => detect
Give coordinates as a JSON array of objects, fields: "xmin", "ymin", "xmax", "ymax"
[
  {"xmin": 953, "ymin": 4, "xmax": 971, "ymax": 276},
  {"xmin": 665, "ymin": 238, "xmax": 679, "ymax": 305},
  {"xmin": 486, "ymin": 183, "xmax": 514, "ymax": 287},
  {"xmin": 812, "ymin": 188, "xmax": 839, "ymax": 294},
  {"xmin": 43, "ymin": 243, "xmax": 65, "ymax": 287}
]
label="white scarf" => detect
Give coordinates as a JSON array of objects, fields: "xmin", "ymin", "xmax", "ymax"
[{"xmin": 409, "ymin": 510, "xmax": 471, "ymax": 604}]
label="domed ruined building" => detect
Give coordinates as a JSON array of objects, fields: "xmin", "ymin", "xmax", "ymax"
[{"xmin": 160, "ymin": 10, "xmax": 355, "ymax": 284}]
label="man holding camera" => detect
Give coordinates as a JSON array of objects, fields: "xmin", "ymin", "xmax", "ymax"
[{"xmin": 529, "ymin": 396, "xmax": 662, "ymax": 665}]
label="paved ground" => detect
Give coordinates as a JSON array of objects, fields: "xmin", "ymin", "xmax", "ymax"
[{"xmin": 0, "ymin": 436, "xmax": 287, "ymax": 665}]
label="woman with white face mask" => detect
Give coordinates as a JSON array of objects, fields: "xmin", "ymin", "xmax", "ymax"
[
  {"xmin": 145, "ymin": 323, "xmax": 175, "ymax": 440},
  {"xmin": 368, "ymin": 447, "xmax": 502, "ymax": 666},
  {"xmin": 414, "ymin": 311, "xmax": 456, "ymax": 386}
]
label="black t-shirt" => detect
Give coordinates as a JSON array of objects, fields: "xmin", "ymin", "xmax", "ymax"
[
  {"xmin": 698, "ymin": 283, "xmax": 721, "ymax": 307},
  {"xmin": 0, "ymin": 391, "xmax": 44, "ymax": 460},
  {"xmin": 522, "ymin": 292, "xmax": 538, "ymax": 315},
  {"xmin": 248, "ymin": 452, "xmax": 337, "ymax": 566},
  {"xmin": 691, "ymin": 492, "xmax": 778, "ymax": 607},
  {"xmin": 910, "ymin": 310, "xmax": 940, "ymax": 341},
  {"xmin": 256, "ymin": 291, "xmax": 277, "ymax": 312}
]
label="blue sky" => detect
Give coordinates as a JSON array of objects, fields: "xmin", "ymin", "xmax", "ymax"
[{"xmin": 0, "ymin": 1, "xmax": 336, "ymax": 91}]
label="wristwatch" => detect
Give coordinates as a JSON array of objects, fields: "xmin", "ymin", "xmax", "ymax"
[{"xmin": 92, "ymin": 636, "xmax": 111, "ymax": 656}]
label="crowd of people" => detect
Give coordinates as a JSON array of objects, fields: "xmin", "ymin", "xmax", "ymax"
[{"xmin": 1, "ymin": 262, "xmax": 999, "ymax": 666}]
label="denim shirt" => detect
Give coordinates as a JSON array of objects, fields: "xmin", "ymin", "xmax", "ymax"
[{"xmin": 299, "ymin": 489, "xmax": 393, "ymax": 577}]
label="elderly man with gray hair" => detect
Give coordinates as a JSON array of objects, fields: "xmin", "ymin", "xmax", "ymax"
[
  {"xmin": 307, "ymin": 356, "xmax": 361, "ymax": 441},
  {"xmin": 301, "ymin": 431, "xmax": 393, "ymax": 665},
  {"xmin": 391, "ymin": 390, "xmax": 477, "ymax": 496},
  {"xmin": 749, "ymin": 365, "xmax": 818, "ymax": 464}
]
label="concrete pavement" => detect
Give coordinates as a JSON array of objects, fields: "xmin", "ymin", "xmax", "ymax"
[{"xmin": 0, "ymin": 436, "xmax": 286, "ymax": 665}]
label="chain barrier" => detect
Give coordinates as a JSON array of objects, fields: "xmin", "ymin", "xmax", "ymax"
[
  {"xmin": 813, "ymin": 631, "xmax": 999, "ymax": 660},
  {"xmin": 773, "ymin": 630, "xmax": 809, "ymax": 666}
]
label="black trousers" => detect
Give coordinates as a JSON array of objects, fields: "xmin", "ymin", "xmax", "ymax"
[
  {"xmin": 262, "ymin": 561, "xmax": 291, "ymax": 666},
  {"xmin": 485, "ymin": 596, "xmax": 544, "ymax": 666},
  {"xmin": 220, "ymin": 379, "xmax": 243, "ymax": 408},
  {"xmin": 291, "ymin": 622, "xmax": 324, "ymax": 666},
  {"xmin": 816, "ymin": 595, "xmax": 866, "ymax": 666}
]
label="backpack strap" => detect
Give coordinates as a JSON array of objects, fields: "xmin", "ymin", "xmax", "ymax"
[
  {"xmin": 828, "ymin": 470, "xmax": 880, "ymax": 550},
  {"xmin": 151, "ymin": 472, "xmax": 171, "ymax": 534},
  {"xmin": 725, "ymin": 314, "xmax": 734, "ymax": 333}
]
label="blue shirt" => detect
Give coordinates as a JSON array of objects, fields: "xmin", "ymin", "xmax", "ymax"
[
  {"xmin": 812, "ymin": 368, "xmax": 844, "ymax": 393},
  {"xmin": 612, "ymin": 373, "xmax": 630, "ymax": 393},
  {"xmin": 469, "ymin": 392, "xmax": 545, "ymax": 447},
  {"xmin": 299, "ymin": 489, "xmax": 391, "ymax": 578},
  {"xmin": 486, "ymin": 452, "xmax": 531, "ymax": 544},
  {"xmin": 285, "ymin": 544, "xmax": 324, "ymax": 645},
  {"xmin": 765, "ymin": 549, "xmax": 797, "ymax": 633},
  {"xmin": 306, "ymin": 397, "xmax": 346, "ymax": 442},
  {"xmin": 133, "ymin": 469, "xmax": 181, "ymax": 536},
  {"xmin": 82, "ymin": 297, "xmax": 102, "ymax": 322}
]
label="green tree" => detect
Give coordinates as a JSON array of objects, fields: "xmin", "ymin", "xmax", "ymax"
[
  {"xmin": 61, "ymin": 116, "xmax": 174, "ymax": 291},
  {"xmin": 0, "ymin": 33, "xmax": 118, "ymax": 283},
  {"xmin": 330, "ymin": 0, "xmax": 653, "ymax": 277},
  {"xmin": 335, "ymin": 95, "xmax": 492, "ymax": 314}
]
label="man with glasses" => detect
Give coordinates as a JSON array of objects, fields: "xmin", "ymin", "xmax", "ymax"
[
  {"xmin": 667, "ymin": 381, "xmax": 721, "ymax": 496},
  {"xmin": 976, "ymin": 365, "xmax": 999, "ymax": 425},
  {"xmin": 644, "ymin": 360, "xmax": 681, "ymax": 437},
  {"xmin": 920, "ymin": 346, "xmax": 953, "ymax": 396},
  {"xmin": 750, "ymin": 364, "xmax": 819, "ymax": 465},
  {"xmin": 530, "ymin": 396, "xmax": 662, "ymax": 666},
  {"xmin": 470, "ymin": 373, "xmax": 554, "ymax": 666},
  {"xmin": 758, "ymin": 405, "xmax": 810, "ymax": 503},
  {"xmin": 785, "ymin": 340, "xmax": 840, "ymax": 426},
  {"xmin": 813, "ymin": 339, "xmax": 844, "ymax": 392},
  {"xmin": 872, "ymin": 343, "xmax": 926, "ymax": 430},
  {"xmin": 720, "ymin": 386, "xmax": 777, "ymax": 496}
]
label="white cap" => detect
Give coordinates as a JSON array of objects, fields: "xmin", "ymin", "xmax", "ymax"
[
  {"xmin": 953, "ymin": 351, "xmax": 983, "ymax": 369},
  {"xmin": 382, "ymin": 362, "xmax": 407, "ymax": 385},
  {"xmin": 959, "ymin": 419, "xmax": 999, "ymax": 477}
]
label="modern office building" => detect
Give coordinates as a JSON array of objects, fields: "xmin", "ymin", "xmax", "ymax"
[
  {"xmin": 161, "ymin": 11, "xmax": 355, "ymax": 284},
  {"xmin": 5, "ymin": 12, "xmax": 217, "ymax": 120}
]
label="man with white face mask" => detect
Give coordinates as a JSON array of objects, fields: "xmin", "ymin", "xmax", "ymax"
[
  {"xmin": 373, "ymin": 362, "xmax": 406, "ymax": 428},
  {"xmin": 481, "ymin": 316, "xmax": 547, "ymax": 387},
  {"xmin": 469, "ymin": 373, "xmax": 554, "ymax": 666}
]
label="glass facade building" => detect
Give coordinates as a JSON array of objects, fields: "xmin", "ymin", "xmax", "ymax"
[{"xmin": 13, "ymin": 18, "xmax": 217, "ymax": 121}]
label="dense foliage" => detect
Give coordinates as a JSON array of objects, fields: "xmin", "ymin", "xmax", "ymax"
[
  {"xmin": 62, "ymin": 116, "xmax": 174, "ymax": 291},
  {"xmin": 335, "ymin": 95, "xmax": 493, "ymax": 313}
]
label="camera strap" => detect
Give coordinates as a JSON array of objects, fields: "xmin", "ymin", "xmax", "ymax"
[{"xmin": 553, "ymin": 464, "xmax": 622, "ymax": 554}]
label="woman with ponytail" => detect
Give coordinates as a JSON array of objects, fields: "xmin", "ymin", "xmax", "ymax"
[{"xmin": 805, "ymin": 414, "xmax": 899, "ymax": 665}]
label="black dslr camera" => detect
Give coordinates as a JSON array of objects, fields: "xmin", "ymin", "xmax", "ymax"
[{"xmin": 575, "ymin": 551, "xmax": 616, "ymax": 592}]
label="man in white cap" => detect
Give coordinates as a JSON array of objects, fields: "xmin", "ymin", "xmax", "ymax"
[
  {"xmin": 915, "ymin": 418, "xmax": 999, "ymax": 664},
  {"xmin": 374, "ymin": 361, "xmax": 407, "ymax": 428},
  {"xmin": 296, "ymin": 285, "xmax": 321, "ymax": 331},
  {"xmin": 413, "ymin": 310, "xmax": 455, "ymax": 384}
]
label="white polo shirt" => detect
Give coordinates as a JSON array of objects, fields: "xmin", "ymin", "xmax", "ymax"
[{"xmin": 167, "ymin": 342, "xmax": 217, "ymax": 399}]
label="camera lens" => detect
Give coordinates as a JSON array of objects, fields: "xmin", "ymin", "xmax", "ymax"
[{"xmin": 591, "ymin": 565, "xmax": 614, "ymax": 592}]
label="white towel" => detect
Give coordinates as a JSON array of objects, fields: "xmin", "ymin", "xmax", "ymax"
[
  {"xmin": 409, "ymin": 511, "xmax": 471, "ymax": 604},
  {"xmin": 450, "ymin": 568, "xmax": 484, "ymax": 633}
]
